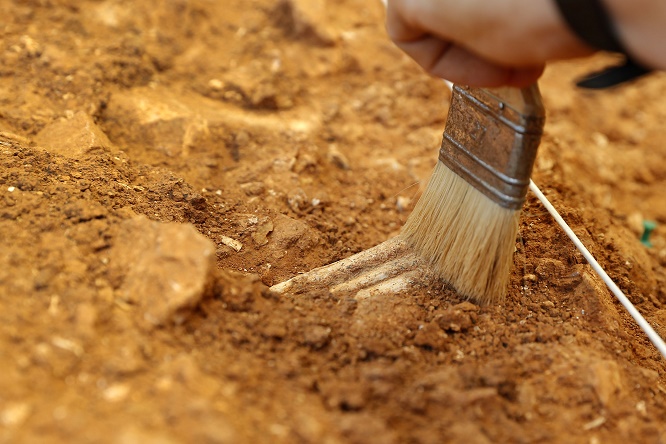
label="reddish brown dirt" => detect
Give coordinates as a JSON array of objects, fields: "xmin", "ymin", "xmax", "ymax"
[{"xmin": 2, "ymin": 1, "xmax": 666, "ymax": 443}]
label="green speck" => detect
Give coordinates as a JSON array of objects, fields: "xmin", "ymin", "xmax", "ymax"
[{"xmin": 640, "ymin": 220, "xmax": 657, "ymax": 248}]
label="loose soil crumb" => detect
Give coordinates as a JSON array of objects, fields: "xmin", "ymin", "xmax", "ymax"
[{"xmin": 1, "ymin": 1, "xmax": 666, "ymax": 443}]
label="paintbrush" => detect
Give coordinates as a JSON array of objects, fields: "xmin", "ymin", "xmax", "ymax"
[{"xmin": 401, "ymin": 85, "xmax": 545, "ymax": 304}]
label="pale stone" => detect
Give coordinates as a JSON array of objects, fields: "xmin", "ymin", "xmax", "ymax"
[
  {"xmin": 220, "ymin": 235, "xmax": 243, "ymax": 252},
  {"xmin": 34, "ymin": 111, "xmax": 114, "ymax": 158},
  {"xmin": 112, "ymin": 216, "xmax": 216, "ymax": 326},
  {"xmin": 0, "ymin": 402, "xmax": 31, "ymax": 427}
]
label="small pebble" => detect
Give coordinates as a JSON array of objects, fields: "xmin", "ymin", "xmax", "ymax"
[
  {"xmin": 396, "ymin": 196, "xmax": 410, "ymax": 212},
  {"xmin": 220, "ymin": 235, "xmax": 243, "ymax": 252},
  {"xmin": 252, "ymin": 219, "xmax": 274, "ymax": 246},
  {"xmin": 327, "ymin": 145, "xmax": 350, "ymax": 170},
  {"xmin": 103, "ymin": 383, "xmax": 130, "ymax": 402},
  {"xmin": 208, "ymin": 78, "xmax": 224, "ymax": 90},
  {"xmin": 591, "ymin": 132, "xmax": 609, "ymax": 148},
  {"xmin": 51, "ymin": 336, "xmax": 84, "ymax": 357},
  {"xmin": 0, "ymin": 402, "xmax": 31, "ymax": 427},
  {"xmin": 636, "ymin": 400, "xmax": 648, "ymax": 417}
]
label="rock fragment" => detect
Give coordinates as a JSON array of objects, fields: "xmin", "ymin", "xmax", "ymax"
[
  {"xmin": 413, "ymin": 322, "xmax": 448, "ymax": 350},
  {"xmin": 572, "ymin": 268, "xmax": 622, "ymax": 332},
  {"xmin": 220, "ymin": 235, "xmax": 243, "ymax": 252},
  {"xmin": 270, "ymin": 214, "xmax": 319, "ymax": 253},
  {"xmin": 436, "ymin": 302, "xmax": 478, "ymax": 333},
  {"xmin": 302, "ymin": 325, "xmax": 331, "ymax": 349},
  {"xmin": 251, "ymin": 218, "xmax": 274, "ymax": 246},
  {"xmin": 112, "ymin": 216, "xmax": 216, "ymax": 326},
  {"xmin": 239, "ymin": 181, "xmax": 265, "ymax": 196},
  {"xmin": 34, "ymin": 111, "xmax": 114, "ymax": 158},
  {"xmin": 327, "ymin": 144, "xmax": 350, "ymax": 170}
]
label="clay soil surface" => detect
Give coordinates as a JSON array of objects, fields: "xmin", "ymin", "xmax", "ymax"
[{"xmin": 2, "ymin": 1, "xmax": 666, "ymax": 443}]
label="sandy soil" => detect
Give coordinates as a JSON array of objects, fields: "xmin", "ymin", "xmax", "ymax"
[{"xmin": 2, "ymin": 1, "xmax": 666, "ymax": 443}]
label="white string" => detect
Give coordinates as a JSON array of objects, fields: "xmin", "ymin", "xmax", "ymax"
[{"xmin": 529, "ymin": 181, "xmax": 666, "ymax": 359}]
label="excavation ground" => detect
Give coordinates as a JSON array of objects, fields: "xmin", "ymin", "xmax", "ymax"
[{"xmin": 1, "ymin": 1, "xmax": 666, "ymax": 443}]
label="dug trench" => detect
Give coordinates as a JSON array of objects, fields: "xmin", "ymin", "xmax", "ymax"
[{"xmin": 1, "ymin": 0, "xmax": 666, "ymax": 443}]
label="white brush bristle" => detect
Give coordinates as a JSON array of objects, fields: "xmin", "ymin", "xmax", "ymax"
[{"xmin": 400, "ymin": 162, "xmax": 520, "ymax": 304}]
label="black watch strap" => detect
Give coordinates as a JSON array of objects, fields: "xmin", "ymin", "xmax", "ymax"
[
  {"xmin": 553, "ymin": 0, "xmax": 651, "ymax": 88},
  {"xmin": 575, "ymin": 59, "xmax": 651, "ymax": 89},
  {"xmin": 554, "ymin": 0, "xmax": 624, "ymax": 52}
]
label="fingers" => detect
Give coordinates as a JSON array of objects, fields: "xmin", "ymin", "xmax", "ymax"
[
  {"xmin": 394, "ymin": 36, "xmax": 544, "ymax": 87},
  {"xmin": 385, "ymin": 0, "xmax": 589, "ymax": 87},
  {"xmin": 386, "ymin": 0, "xmax": 543, "ymax": 87},
  {"xmin": 429, "ymin": 43, "xmax": 545, "ymax": 87}
]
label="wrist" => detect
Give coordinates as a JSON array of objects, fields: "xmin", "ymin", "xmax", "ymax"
[{"xmin": 603, "ymin": 0, "xmax": 666, "ymax": 69}]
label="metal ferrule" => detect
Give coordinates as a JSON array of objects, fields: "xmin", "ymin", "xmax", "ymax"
[{"xmin": 439, "ymin": 85, "xmax": 546, "ymax": 210}]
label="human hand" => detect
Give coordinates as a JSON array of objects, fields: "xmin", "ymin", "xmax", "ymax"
[{"xmin": 386, "ymin": 0, "xmax": 594, "ymax": 87}]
